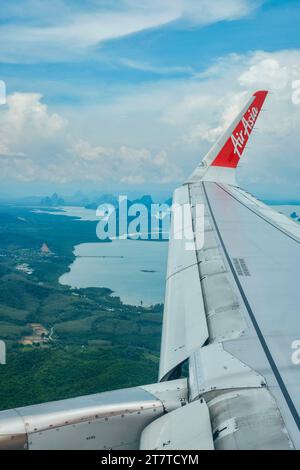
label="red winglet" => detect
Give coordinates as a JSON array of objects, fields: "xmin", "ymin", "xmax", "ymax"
[{"xmin": 211, "ymin": 90, "xmax": 268, "ymax": 168}]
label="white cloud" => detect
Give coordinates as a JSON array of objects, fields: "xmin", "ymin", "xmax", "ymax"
[
  {"xmin": 0, "ymin": 92, "xmax": 67, "ymax": 161},
  {"xmin": 0, "ymin": 0, "xmax": 260, "ymax": 63},
  {"xmin": 177, "ymin": 0, "xmax": 256, "ymax": 23},
  {"xmin": 2, "ymin": 48, "xmax": 300, "ymax": 198},
  {"xmin": 75, "ymin": 49, "xmax": 300, "ymax": 194},
  {"xmin": 172, "ymin": 50, "xmax": 300, "ymax": 193},
  {"xmin": 238, "ymin": 56, "xmax": 289, "ymax": 90},
  {"xmin": 0, "ymin": 11, "xmax": 176, "ymax": 63},
  {"xmin": 120, "ymin": 58, "xmax": 195, "ymax": 76},
  {"xmin": 0, "ymin": 92, "xmax": 182, "ymax": 184}
]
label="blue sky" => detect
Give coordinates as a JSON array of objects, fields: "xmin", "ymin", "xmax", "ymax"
[{"xmin": 0, "ymin": 0, "xmax": 300, "ymax": 199}]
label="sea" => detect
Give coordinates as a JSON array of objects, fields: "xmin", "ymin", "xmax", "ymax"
[{"xmin": 36, "ymin": 204, "xmax": 300, "ymax": 307}]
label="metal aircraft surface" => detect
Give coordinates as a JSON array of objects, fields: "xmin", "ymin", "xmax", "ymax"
[{"xmin": 1, "ymin": 91, "xmax": 299, "ymax": 450}]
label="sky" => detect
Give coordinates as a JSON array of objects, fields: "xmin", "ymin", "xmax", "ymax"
[{"xmin": 0, "ymin": 0, "xmax": 300, "ymax": 200}]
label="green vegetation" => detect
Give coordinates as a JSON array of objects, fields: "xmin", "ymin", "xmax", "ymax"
[
  {"xmin": 0, "ymin": 205, "xmax": 163, "ymax": 410},
  {"xmin": 0, "ymin": 346, "xmax": 159, "ymax": 410}
]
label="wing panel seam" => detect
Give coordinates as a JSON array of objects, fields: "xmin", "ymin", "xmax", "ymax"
[{"xmin": 202, "ymin": 181, "xmax": 300, "ymax": 432}]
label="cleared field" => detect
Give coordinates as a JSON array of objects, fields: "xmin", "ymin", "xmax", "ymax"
[
  {"xmin": 0, "ymin": 322, "xmax": 31, "ymax": 339},
  {"xmin": 0, "ymin": 304, "xmax": 29, "ymax": 322}
]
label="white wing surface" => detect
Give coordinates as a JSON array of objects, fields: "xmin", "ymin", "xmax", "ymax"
[{"xmin": 159, "ymin": 91, "xmax": 300, "ymax": 449}]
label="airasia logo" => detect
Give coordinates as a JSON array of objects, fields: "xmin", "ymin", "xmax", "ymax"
[{"xmin": 231, "ymin": 106, "xmax": 259, "ymax": 158}]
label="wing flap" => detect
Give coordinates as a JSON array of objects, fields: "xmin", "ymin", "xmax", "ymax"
[
  {"xmin": 140, "ymin": 398, "xmax": 214, "ymax": 450},
  {"xmin": 159, "ymin": 186, "xmax": 209, "ymax": 381},
  {"xmin": 159, "ymin": 263, "xmax": 209, "ymax": 381}
]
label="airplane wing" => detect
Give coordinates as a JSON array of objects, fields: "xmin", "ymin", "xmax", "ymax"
[
  {"xmin": 1, "ymin": 91, "xmax": 299, "ymax": 450},
  {"xmin": 153, "ymin": 91, "xmax": 300, "ymax": 450}
]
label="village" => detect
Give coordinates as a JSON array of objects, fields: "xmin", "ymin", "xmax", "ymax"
[{"xmin": 20, "ymin": 323, "xmax": 50, "ymax": 346}]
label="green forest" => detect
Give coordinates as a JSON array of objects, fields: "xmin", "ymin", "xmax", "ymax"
[{"xmin": 0, "ymin": 205, "xmax": 163, "ymax": 410}]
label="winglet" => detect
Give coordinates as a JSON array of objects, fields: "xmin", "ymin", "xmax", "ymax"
[
  {"xmin": 187, "ymin": 91, "xmax": 268, "ymax": 185},
  {"xmin": 211, "ymin": 90, "xmax": 268, "ymax": 168}
]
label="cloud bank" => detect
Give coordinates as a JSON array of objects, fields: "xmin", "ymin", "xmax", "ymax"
[
  {"xmin": 0, "ymin": 0, "xmax": 259, "ymax": 63},
  {"xmin": 1, "ymin": 48, "xmax": 300, "ymax": 197}
]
